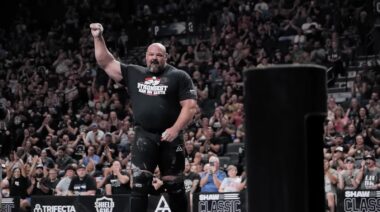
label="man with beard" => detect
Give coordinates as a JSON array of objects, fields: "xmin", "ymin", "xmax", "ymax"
[
  {"xmin": 29, "ymin": 163, "xmax": 50, "ymax": 195},
  {"xmin": 183, "ymin": 159, "xmax": 200, "ymax": 194},
  {"xmin": 68, "ymin": 164, "xmax": 96, "ymax": 196},
  {"xmin": 358, "ymin": 154, "xmax": 380, "ymax": 190},
  {"xmin": 90, "ymin": 23, "xmax": 197, "ymax": 212}
]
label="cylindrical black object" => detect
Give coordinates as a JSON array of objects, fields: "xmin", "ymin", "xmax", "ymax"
[{"xmin": 244, "ymin": 65, "xmax": 327, "ymax": 212}]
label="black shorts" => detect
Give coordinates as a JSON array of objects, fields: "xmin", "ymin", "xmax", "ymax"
[{"xmin": 131, "ymin": 126, "xmax": 185, "ymax": 176}]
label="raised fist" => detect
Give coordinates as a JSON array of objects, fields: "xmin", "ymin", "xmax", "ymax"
[{"xmin": 90, "ymin": 23, "xmax": 104, "ymax": 38}]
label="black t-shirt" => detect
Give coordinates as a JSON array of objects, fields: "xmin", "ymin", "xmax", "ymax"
[
  {"xmin": 68, "ymin": 174, "xmax": 97, "ymax": 193},
  {"xmin": 10, "ymin": 176, "xmax": 30, "ymax": 198},
  {"xmin": 98, "ymin": 143, "xmax": 119, "ymax": 158},
  {"xmin": 184, "ymin": 150, "xmax": 196, "ymax": 164},
  {"xmin": 120, "ymin": 64, "xmax": 196, "ymax": 132},
  {"xmin": 31, "ymin": 177, "xmax": 49, "ymax": 195},
  {"xmin": 105, "ymin": 172, "xmax": 131, "ymax": 194},
  {"xmin": 73, "ymin": 141, "xmax": 86, "ymax": 161},
  {"xmin": 344, "ymin": 134, "xmax": 356, "ymax": 146},
  {"xmin": 44, "ymin": 178, "xmax": 60, "ymax": 194},
  {"xmin": 183, "ymin": 172, "xmax": 200, "ymax": 193}
]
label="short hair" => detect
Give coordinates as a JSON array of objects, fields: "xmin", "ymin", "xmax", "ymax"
[{"xmin": 209, "ymin": 155, "xmax": 219, "ymax": 163}]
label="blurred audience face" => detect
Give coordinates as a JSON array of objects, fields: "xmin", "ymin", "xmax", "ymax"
[
  {"xmin": 185, "ymin": 141, "xmax": 194, "ymax": 153},
  {"xmin": 48, "ymin": 169, "xmax": 58, "ymax": 180},
  {"xmin": 77, "ymin": 167, "xmax": 86, "ymax": 178},
  {"xmin": 227, "ymin": 165, "xmax": 237, "ymax": 177}
]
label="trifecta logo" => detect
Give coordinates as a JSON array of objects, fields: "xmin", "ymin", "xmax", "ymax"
[
  {"xmin": 154, "ymin": 196, "xmax": 171, "ymax": 212},
  {"xmin": 33, "ymin": 204, "xmax": 76, "ymax": 212},
  {"xmin": 138, "ymin": 77, "xmax": 168, "ymax": 96}
]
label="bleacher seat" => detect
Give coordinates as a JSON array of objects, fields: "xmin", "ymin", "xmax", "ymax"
[
  {"xmin": 226, "ymin": 143, "xmax": 244, "ymax": 155},
  {"xmin": 218, "ymin": 156, "xmax": 231, "ymax": 170},
  {"xmin": 224, "ymin": 152, "xmax": 238, "ymax": 164}
]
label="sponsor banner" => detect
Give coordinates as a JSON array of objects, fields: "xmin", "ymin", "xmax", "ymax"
[
  {"xmin": 193, "ymin": 192, "xmax": 246, "ymax": 212},
  {"xmin": 32, "ymin": 195, "xmax": 128, "ymax": 212},
  {"xmin": 31, "ymin": 194, "xmax": 168, "ymax": 212},
  {"xmin": 148, "ymin": 194, "xmax": 171, "ymax": 212},
  {"xmin": 338, "ymin": 190, "xmax": 380, "ymax": 212},
  {"xmin": 1, "ymin": 197, "xmax": 19, "ymax": 212}
]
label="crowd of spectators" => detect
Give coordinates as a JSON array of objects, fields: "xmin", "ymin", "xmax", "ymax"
[{"xmin": 0, "ymin": 0, "xmax": 378, "ymax": 212}]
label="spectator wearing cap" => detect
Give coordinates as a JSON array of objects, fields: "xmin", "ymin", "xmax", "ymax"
[
  {"xmin": 331, "ymin": 134, "xmax": 347, "ymax": 150},
  {"xmin": 338, "ymin": 157, "xmax": 361, "ymax": 190},
  {"xmin": 199, "ymin": 156, "xmax": 226, "ymax": 192},
  {"xmin": 357, "ymin": 154, "xmax": 380, "ymax": 190},
  {"xmin": 55, "ymin": 165, "xmax": 76, "ymax": 196},
  {"xmin": 329, "ymin": 146, "xmax": 345, "ymax": 171},
  {"xmin": 68, "ymin": 164, "xmax": 96, "ymax": 196},
  {"xmin": 29, "ymin": 162, "xmax": 50, "ymax": 196},
  {"xmin": 84, "ymin": 123, "xmax": 104, "ymax": 147},
  {"xmin": 219, "ymin": 165, "xmax": 243, "ymax": 192}
]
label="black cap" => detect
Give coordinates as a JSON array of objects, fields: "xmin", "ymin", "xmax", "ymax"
[
  {"xmin": 77, "ymin": 164, "xmax": 86, "ymax": 170},
  {"xmin": 364, "ymin": 154, "xmax": 376, "ymax": 161}
]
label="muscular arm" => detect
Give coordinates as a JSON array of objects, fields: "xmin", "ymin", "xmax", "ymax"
[
  {"xmin": 162, "ymin": 99, "xmax": 197, "ymax": 142},
  {"xmin": 90, "ymin": 23, "xmax": 122, "ymax": 82},
  {"xmin": 174, "ymin": 99, "xmax": 197, "ymax": 131}
]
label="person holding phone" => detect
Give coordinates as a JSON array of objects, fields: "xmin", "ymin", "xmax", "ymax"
[{"xmin": 199, "ymin": 155, "xmax": 226, "ymax": 192}]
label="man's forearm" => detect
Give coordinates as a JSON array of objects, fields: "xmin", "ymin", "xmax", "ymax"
[
  {"xmin": 200, "ymin": 174, "xmax": 209, "ymax": 187},
  {"xmin": 212, "ymin": 175, "xmax": 222, "ymax": 188}
]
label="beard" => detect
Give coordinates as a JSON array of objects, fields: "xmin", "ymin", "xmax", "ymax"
[
  {"xmin": 148, "ymin": 60, "xmax": 165, "ymax": 73},
  {"xmin": 36, "ymin": 173, "xmax": 44, "ymax": 178}
]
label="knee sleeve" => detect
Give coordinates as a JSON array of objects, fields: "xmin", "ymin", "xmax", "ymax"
[{"xmin": 132, "ymin": 169, "xmax": 153, "ymax": 195}]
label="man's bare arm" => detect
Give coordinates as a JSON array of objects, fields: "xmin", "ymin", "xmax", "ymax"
[
  {"xmin": 90, "ymin": 23, "xmax": 122, "ymax": 82},
  {"xmin": 161, "ymin": 99, "xmax": 197, "ymax": 142}
]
